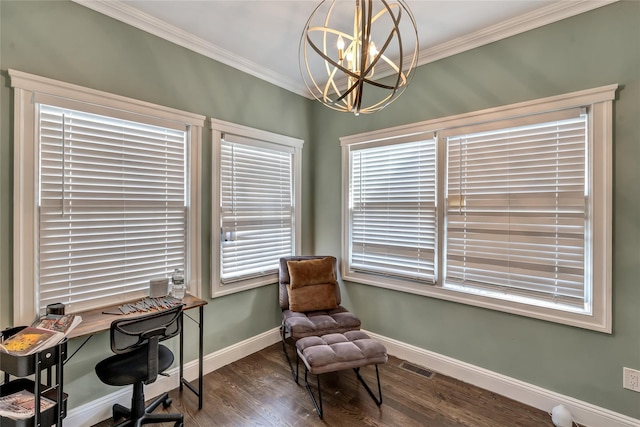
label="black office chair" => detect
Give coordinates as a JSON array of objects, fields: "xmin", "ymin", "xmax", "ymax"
[{"xmin": 95, "ymin": 305, "xmax": 184, "ymax": 427}]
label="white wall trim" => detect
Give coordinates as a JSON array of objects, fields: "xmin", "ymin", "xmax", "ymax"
[
  {"xmin": 340, "ymin": 84, "xmax": 617, "ymax": 333},
  {"xmin": 71, "ymin": 0, "xmax": 305, "ymax": 96},
  {"xmin": 417, "ymin": 0, "xmax": 618, "ymax": 67},
  {"xmin": 364, "ymin": 330, "xmax": 640, "ymax": 427},
  {"xmin": 64, "ymin": 328, "xmax": 281, "ymax": 427},
  {"xmin": 209, "ymin": 118, "xmax": 304, "ymax": 299},
  {"xmin": 71, "ymin": 0, "xmax": 618, "ymax": 99},
  {"xmin": 9, "ymin": 69, "xmax": 205, "ymax": 126},
  {"xmin": 9, "ymin": 69, "xmax": 206, "ymax": 324},
  {"xmin": 64, "ymin": 328, "xmax": 638, "ymax": 427}
]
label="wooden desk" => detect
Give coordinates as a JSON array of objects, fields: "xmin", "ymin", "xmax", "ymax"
[{"xmin": 67, "ymin": 294, "xmax": 207, "ymax": 409}]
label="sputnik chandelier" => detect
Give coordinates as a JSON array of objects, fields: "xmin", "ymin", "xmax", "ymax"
[{"xmin": 300, "ymin": 0, "xmax": 419, "ymax": 116}]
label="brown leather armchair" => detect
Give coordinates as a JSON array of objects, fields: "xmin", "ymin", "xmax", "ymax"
[{"xmin": 279, "ymin": 255, "xmax": 361, "ymax": 381}]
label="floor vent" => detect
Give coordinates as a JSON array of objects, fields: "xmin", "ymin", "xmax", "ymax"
[{"xmin": 399, "ymin": 362, "xmax": 434, "ymax": 378}]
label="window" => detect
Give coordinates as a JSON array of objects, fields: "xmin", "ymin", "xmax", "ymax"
[
  {"xmin": 11, "ymin": 70, "xmax": 205, "ymax": 325},
  {"xmin": 210, "ymin": 119, "xmax": 303, "ymax": 297},
  {"xmin": 349, "ymin": 135, "xmax": 437, "ymax": 285},
  {"xmin": 342, "ymin": 85, "xmax": 616, "ymax": 332},
  {"xmin": 444, "ymin": 111, "xmax": 588, "ymax": 312}
]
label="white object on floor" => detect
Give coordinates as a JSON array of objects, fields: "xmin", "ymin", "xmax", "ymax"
[{"xmin": 551, "ymin": 404, "xmax": 574, "ymax": 427}]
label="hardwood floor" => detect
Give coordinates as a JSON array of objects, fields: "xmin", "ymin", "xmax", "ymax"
[{"xmin": 92, "ymin": 342, "xmax": 559, "ymax": 426}]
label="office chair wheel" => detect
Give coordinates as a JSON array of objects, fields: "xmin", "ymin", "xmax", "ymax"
[
  {"xmin": 163, "ymin": 397, "xmax": 173, "ymax": 408},
  {"xmin": 173, "ymin": 422, "xmax": 183, "ymax": 427}
]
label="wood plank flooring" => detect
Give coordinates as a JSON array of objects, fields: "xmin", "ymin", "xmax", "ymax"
[{"xmin": 92, "ymin": 342, "xmax": 561, "ymax": 426}]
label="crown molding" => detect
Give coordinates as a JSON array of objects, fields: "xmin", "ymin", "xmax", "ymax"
[
  {"xmin": 417, "ymin": 0, "xmax": 618, "ymax": 66},
  {"xmin": 72, "ymin": 0, "xmax": 308, "ymax": 95},
  {"xmin": 72, "ymin": 0, "xmax": 618, "ymax": 99}
]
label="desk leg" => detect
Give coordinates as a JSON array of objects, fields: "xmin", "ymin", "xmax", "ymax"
[
  {"xmin": 179, "ymin": 306, "xmax": 204, "ymax": 410},
  {"xmin": 198, "ymin": 305, "xmax": 203, "ymax": 409},
  {"xmin": 179, "ymin": 311, "xmax": 184, "ymax": 392}
]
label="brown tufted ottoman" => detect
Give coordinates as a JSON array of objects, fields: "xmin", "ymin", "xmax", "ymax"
[{"xmin": 295, "ymin": 330, "xmax": 388, "ymax": 419}]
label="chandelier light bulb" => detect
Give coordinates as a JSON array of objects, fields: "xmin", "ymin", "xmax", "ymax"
[
  {"xmin": 300, "ymin": 0, "xmax": 419, "ymax": 115},
  {"xmin": 369, "ymin": 41, "xmax": 378, "ymax": 57},
  {"xmin": 337, "ymin": 34, "xmax": 345, "ymax": 61}
]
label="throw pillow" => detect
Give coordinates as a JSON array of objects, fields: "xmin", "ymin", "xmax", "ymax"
[
  {"xmin": 287, "ymin": 283, "xmax": 337, "ymax": 312},
  {"xmin": 287, "ymin": 257, "xmax": 337, "ymax": 289}
]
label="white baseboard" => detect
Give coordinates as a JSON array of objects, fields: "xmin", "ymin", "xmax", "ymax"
[
  {"xmin": 363, "ymin": 330, "xmax": 640, "ymax": 427},
  {"xmin": 65, "ymin": 327, "xmax": 638, "ymax": 427},
  {"xmin": 64, "ymin": 328, "xmax": 281, "ymax": 427}
]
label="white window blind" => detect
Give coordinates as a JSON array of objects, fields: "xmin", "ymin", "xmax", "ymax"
[
  {"xmin": 220, "ymin": 135, "xmax": 294, "ymax": 283},
  {"xmin": 445, "ymin": 114, "xmax": 588, "ymax": 311},
  {"xmin": 38, "ymin": 104, "xmax": 188, "ymax": 312},
  {"xmin": 349, "ymin": 137, "xmax": 437, "ymax": 282}
]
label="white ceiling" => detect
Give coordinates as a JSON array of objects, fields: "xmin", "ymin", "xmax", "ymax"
[{"xmin": 74, "ymin": 0, "xmax": 613, "ymax": 97}]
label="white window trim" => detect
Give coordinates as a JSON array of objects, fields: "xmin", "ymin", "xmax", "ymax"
[
  {"xmin": 10, "ymin": 69, "xmax": 205, "ymax": 326},
  {"xmin": 341, "ymin": 84, "xmax": 617, "ymax": 333},
  {"xmin": 210, "ymin": 118, "xmax": 303, "ymax": 298}
]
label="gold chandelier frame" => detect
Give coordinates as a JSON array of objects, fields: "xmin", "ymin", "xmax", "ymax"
[{"xmin": 300, "ymin": 0, "xmax": 418, "ymax": 115}]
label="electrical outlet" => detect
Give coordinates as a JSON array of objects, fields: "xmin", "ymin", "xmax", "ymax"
[{"xmin": 623, "ymin": 367, "xmax": 640, "ymax": 392}]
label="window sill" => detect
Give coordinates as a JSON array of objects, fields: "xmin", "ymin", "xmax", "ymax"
[
  {"xmin": 211, "ymin": 274, "xmax": 278, "ymax": 298},
  {"xmin": 342, "ymin": 269, "xmax": 611, "ymax": 333}
]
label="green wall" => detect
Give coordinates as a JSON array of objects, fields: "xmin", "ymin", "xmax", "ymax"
[
  {"xmin": 311, "ymin": 1, "xmax": 640, "ymax": 419},
  {"xmin": 1, "ymin": 0, "xmax": 639, "ymax": 421},
  {"xmin": 0, "ymin": 0, "xmax": 313, "ymax": 409}
]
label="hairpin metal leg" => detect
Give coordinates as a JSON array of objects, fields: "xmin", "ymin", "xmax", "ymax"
[
  {"xmin": 280, "ymin": 321, "xmax": 299, "ymax": 383},
  {"xmin": 354, "ymin": 364, "xmax": 383, "ymax": 406},
  {"xmin": 303, "ymin": 367, "xmax": 323, "ymax": 419}
]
